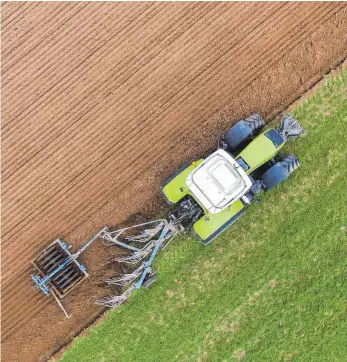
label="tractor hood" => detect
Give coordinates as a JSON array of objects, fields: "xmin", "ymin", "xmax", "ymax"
[{"xmin": 186, "ymin": 149, "xmax": 252, "ymax": 214}]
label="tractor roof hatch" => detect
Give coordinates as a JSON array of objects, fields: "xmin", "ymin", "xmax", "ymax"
[{"xmin": 186, "ymin": 149, "xmax": 252, "ymax": 214}]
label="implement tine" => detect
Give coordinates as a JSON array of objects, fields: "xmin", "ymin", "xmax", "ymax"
[
  {"xmin": 106, "ymin": 272, "xmax": 139, "ymax": 286},
  {"xmin": 102, "ymin": 220, "xmax": 167, "ymax": 246},
  {"xmin": 95, "ymin": 287, "xmax": 134, "ymax": 309},
  {"xmin": 105, "ymin": 263, "xmax": 144, "ymax": 286},
  {"xmin": 116, "ymin": 250, "xmax": 149, "ymax": 264}
]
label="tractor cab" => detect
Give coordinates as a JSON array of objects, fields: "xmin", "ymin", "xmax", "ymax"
[{"xmin": 186, "ymin": 149, "xmax": 252, "ymax": 214}]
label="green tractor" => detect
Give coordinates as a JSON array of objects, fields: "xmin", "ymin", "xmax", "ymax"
[
  {"xmin": 33, "ymin": 113, "xmax": 305, "ymax": 314},
  {"xmin": 96, "ymin": 113, "xmax": 305, "ymax": 310},
  {"xmin": 161, "ymin": 114, "xmax": 304, "ymax": 244}
]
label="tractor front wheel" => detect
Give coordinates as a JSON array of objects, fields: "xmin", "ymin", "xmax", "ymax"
[{"xmin": 225, "ymin": 113, "xmax": 265, "ymax": 150}]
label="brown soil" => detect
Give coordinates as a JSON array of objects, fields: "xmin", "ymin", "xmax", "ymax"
[{"xmin": 1, "ymin": 2, "xmax": 347, "ymax": 362}]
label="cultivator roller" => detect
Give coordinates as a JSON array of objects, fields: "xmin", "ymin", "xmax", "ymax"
[
  {"xmin": 32, "ymin": 239, "xmax": 88, "ymax": 297},
  {"xmin": 32, "ymin": 228, "xmax": 107, "ymax": 317}
]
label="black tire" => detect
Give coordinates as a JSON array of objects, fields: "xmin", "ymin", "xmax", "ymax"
[
  {"xmin": 280, "ymin": 155, "xmax": 300, "ymax": 174},
  {"xmin": 225, "ymin": 113, "xmax": 265, "ymax": 150},
  {"xmin": 261, "ymin": 154, "xmax": 300, "ymax": 191},
  {"xmin": 143, "ymin": 272, "xmax": 157, "ymax": 288},
  {"xmin": 244, "ymin": 113, "xmax": 266, "ymax": 131}
]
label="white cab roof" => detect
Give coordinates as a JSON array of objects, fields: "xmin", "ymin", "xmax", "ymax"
[{"xmin": 186, "ymin": 149, "xmax": 252, "ymax": 214}]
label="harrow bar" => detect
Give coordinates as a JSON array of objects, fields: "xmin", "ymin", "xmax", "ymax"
[{"xmin": 32, "ymin": 228, "xmax": 107, "ymax": 317}]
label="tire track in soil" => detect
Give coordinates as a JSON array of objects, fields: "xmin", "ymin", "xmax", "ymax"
[{"xmin": 2, "ymin": 3, "xmax": 347, "ymax": 362}]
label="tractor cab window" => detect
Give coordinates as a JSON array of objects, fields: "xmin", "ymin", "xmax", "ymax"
[{"xmin": 235, "ymin": 157, "xmax": 249, "ymax": 171}]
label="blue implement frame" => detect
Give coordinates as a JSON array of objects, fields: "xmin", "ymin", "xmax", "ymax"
[{"xmin": 134, "ymin": 224, "xmax": 169, "ymax": 289}]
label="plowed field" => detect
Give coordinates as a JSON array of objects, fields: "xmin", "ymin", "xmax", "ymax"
[{"xmin": 1, "ymin": 3, "xmax": 347, "ymax": 362}]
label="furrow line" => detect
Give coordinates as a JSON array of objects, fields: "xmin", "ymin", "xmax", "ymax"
[
  {"xmin": 1, "ymin": 2, "xmax": 194, "ymax": 128},
  {"xmin": 1, "ymin": 2, "xmax": 274, "ymax": 192},
  {"xmin": 2, "ymin": 2, "xmax": 115, "ymax": 83},
  {"xmin": 2, "ymin": 3, "xmax": 83, "ymax": 62},
  {"xmin": 1, "ymin": 2, "xmax": 160, "ymax": 98},
  {"xmin": 1, "ymin": 2, "xmax": 37, "ymax": 31},
  {"xmin": 1, "ymin": 295, "xmax": 55, "ymax": 341},
  {"xmin": 1, "ymin": 2, "xmax": 163, "ymax": 134}
]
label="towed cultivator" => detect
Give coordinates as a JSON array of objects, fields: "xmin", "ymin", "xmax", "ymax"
[{"xmin": 32, "ymin": 114, "xmax": 304, "ymax": 316}]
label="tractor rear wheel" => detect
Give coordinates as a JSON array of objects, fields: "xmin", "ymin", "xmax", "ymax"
[
  {"xmin": 225, "ymin": 113, "xmax": 265, "ymax": 150},
  {"xmin": 280, "ymin": 155, "xmax": 300, "ymax": 174},
  {"xmin": 260, "ymin": 155, "xmax": 300, "ymax": 191},
  {"xmin": 245, "ymin": 113, "xmax": 266, "ymax": 131}
]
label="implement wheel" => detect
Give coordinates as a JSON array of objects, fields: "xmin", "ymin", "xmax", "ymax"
[{"xmin": 143, "ymin": 272, "xmax": 157, "ymax": 288}]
